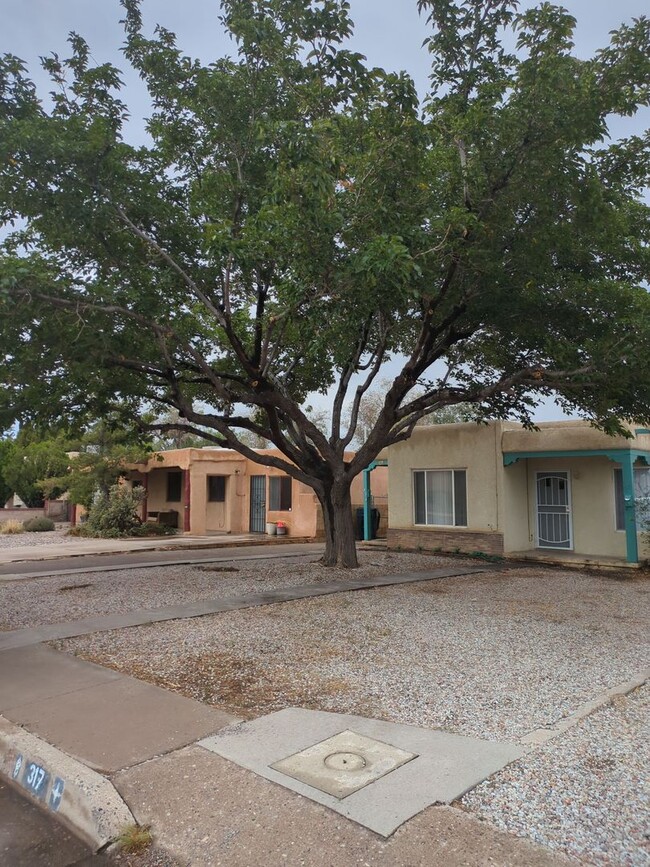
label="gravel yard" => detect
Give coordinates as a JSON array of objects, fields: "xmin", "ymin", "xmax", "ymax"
[
  {"xmin": 3, "ymin": 550, "xmax": 643, "ymax": 864},
  {"xmin": 49, "ymin": 558, "xmax": 649, "ymax": 865},
  {"xmin": 463, "ymin": 684, "xmax": 649, "ymax": 866},
  {"xmin": 0, "ymin": 528, "xmax": 73, "ymax": 549},
  {"xmin": 0, "ymin": 551, "xmax": 452, "ymax": 630}
]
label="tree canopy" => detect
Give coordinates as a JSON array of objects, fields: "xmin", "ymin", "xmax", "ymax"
[{"xmin": 1, "ymin": 0, "xmax": 649, "ymax": 564}]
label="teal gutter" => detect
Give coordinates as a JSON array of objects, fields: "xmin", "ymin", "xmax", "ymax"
[
  {"xmin": 503, "ymin": 448, "xmax": 650, "ymax": 564},
  {"xmin": 363, "ymin": 459, "xmax": 388, "ymax": 541}
]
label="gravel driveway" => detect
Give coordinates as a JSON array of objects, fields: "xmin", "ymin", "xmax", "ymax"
[{"xmin": 11, "ymin": 551, "xmax": 647, "ymax": 865}]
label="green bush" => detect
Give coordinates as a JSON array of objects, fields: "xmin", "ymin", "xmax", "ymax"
[
  {"xmin": 23, "ymin": 516, "xmax": 55, "ymax": 532},
  {"xmin": 84, "ymin": 485, "xmax": 146, "ymax": 538},
  {"xmin": 130, "ymin": 522, "xmax": 177, "ymax": 537}
]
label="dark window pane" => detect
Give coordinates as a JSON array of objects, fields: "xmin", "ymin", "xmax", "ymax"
[
  {"xmin": 414, "ymin": 472, "xmax": 426, "ymax": 524},
  {"xmin": 269, "ymin": 476, "xmax": 292, "ymax": 510},
  {"xmin": 207, "ymin": 475, "xmax": 226, "ymax": 502},
  {"xmin": 614, "ymin": 469, "xmax": 624, "ymax": 531},
  {"xmin": 167, "ymin": 471, "xmax": 182, "ymax": 502},
  {"xmin": 454, "ymin": 470, "xmax": 467, "ymax": 526}
]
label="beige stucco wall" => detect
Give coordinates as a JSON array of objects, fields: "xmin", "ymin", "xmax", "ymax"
[
  {"xmin": 386, "ymin": 420, "xmax": 650, "ymax": 562},
  {"xmin": 129, "ymin": 447, "xmax": 377, "ymax": 537},
  {"xmin": 522, "ymin": 455, "xmax": 647, "ymax": 560},
  {"xmin": 502, "ymin": 420, "xmax": 650, "ymax": 454},
  {"xmin": 500, "ymin": 458, "xmax": 530, "ymax": 552},
  {"xmin": 387, "ymin": 422, "xmax": 517, "ymax": 534}
]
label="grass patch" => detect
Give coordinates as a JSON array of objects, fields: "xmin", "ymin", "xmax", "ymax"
[{"xmin": 116, "ymin": 823, "xmax": 153, "ymax": 854}]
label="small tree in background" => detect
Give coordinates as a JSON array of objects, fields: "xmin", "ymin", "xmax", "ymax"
[
  {"xmin": 2, "ymin": 434, "xmax": 72, "ymax": 507},
  {"xmin": 41, "ymin": 419, "xmax": 150, "ymax": 509},
  {"xmin": 84, "ymin": 484, "xmax": 146, "ymax": 538},
  {"xmin": 0, "ymin": 438, "xmax": 16, "ymax": 506}
]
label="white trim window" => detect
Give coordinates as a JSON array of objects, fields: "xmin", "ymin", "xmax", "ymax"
[
  {"xmin": 614, "ymin": 467, "xmax": 650, "ymax": 530},
  {"xmin": 413, "ymin": 469, "xmax": 467, "ymax": 527}
]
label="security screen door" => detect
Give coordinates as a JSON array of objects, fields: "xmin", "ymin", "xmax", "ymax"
[
  {"xmin": 536, "ymin": 472, "xmax": 572, "ymax": 549},
  {"xmin": 249, "ymin": 476, "xmax": 266, "ymax": 533}
]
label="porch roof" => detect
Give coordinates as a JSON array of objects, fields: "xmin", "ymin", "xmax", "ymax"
[
  {"xmin": 503, "ymin": 444, "xmax": 650, "ymax": 565},
  {"xmin": 503, "ymin": 448, "xmax": 650, "ymax": 466}
]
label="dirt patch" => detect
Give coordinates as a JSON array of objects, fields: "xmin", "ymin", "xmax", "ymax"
[{"xmin": 73, "ymin": 646, "xmax": 352, "ymax": 721}]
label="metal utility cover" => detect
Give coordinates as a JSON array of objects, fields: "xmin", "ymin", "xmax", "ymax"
[{"xmin": 270, "ymin": 729, "xmax": 416, "ymax": 798}]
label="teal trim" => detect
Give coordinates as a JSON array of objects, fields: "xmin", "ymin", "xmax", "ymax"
[
  {"xmin": 503, "ymin": 447, "xmax": 650, "ymax": 564},
  {"xmin": 362, "ymin": 459, "xmax": 388, "ymax": 541},
  {"xmin": 621, "ymin": 453, "xmax": 639, "ymax": 564},
  {"xmin": 635, "ymin": 428, "xmax": 650, "ymax": 435},
  {"xmin": 503, "ymin": 448, "xmax": 650, "ymax": 467}
]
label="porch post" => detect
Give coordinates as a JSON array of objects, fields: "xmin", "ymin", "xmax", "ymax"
[
  {"xmin": 183, "ymin": 469, "xmax": 191, "ymax": 533},
  {"xmin": 621, "ymin": 453, "xmax": 638, "ymax": 564},
  {"xmin": 140, "ymin": 474, "xmax": 148, "ymax": 522},
  {"xmin": 363, "ymin": 465, "xmax": 373, "ymax": 541}
]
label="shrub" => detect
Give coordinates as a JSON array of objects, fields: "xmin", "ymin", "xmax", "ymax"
[
  {"xmin": 22, "ymin": 516, "xmax": 55, "ymax": 532},
  {"xmin": 66, "ymin": 524, "xmax": 89, "ymax": 537},
  {"xmin": 130, "ymin": 522, "xmax": 177, "ymax": 537},
  {"xmin": 0, "ymin": 520, "xmax": 25, "ymax": 535},
  {"xmin": 84, "ymin": 485, "xmax": 146, "ymax": 538}
]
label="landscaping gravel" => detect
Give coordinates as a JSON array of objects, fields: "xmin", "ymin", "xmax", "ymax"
[
  {"xmin": 0, "ymin": 528, "xmax": 73, "ymax": 549},
  {"xmin": 462, "ymin": 684, "xmax": 650, "ymax": 866},
  {"xmin": 53, "ymin": 563, "xmax": 649, "ymax": 864},
  {"xmin": 0, "ymin": 551, "xmax": 455, "ymax": 630}
]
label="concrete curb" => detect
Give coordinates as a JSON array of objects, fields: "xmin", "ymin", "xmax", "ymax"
[
  {"xmin": 520, "ymin": 669, "xmax": 650, "ymax": 746},
  {"xmin": 0, "ymin": 715, "xmax": 134, "ymax": 851}
]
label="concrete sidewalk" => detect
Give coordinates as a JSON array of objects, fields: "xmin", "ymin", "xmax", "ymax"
[{"xmin": 0, "ymin": 645, "xmax": 573, "ymax": 866}]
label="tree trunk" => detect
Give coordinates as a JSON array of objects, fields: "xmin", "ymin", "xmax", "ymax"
[{"xmin": 317, "ymin": 478, "xmax": 359, "ymax": 568}]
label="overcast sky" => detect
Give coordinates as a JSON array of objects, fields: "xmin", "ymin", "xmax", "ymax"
[
  {"xmin": 4, "ymin": 0, "xmax": 648, "ymax": 140},
  {"xmin": 4, "ymin": 1, "xmax": 649, "ymax": 423}
]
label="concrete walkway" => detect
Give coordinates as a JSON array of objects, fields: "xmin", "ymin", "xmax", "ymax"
[{"xmin": 0, "ymin": 566, "xmax": 488, "ymax": 651}]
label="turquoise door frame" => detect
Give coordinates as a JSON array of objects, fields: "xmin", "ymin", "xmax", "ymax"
[
  {"xmin": 503, "ymin": 448, "xmax": 650, "ymax": 563},
  {"xmin": 362, "ymin": 459, "xmax": 388, "ymax": 541}
]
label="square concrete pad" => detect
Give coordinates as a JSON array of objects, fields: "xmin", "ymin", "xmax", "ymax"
[
  {"xmin": 271, "ymin": 729, "xmax": 417, "ymax": 799},
  {"xmin": 199, "ymin": 708, "xmax": 523, "ymax": 836}
]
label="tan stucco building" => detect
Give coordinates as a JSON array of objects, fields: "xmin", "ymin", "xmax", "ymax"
[
  {"xmin": 385, "ymin": 421, "xmax": 650, "ymax": 565},
  {"xmin": 128, "ymin": 448, "xmax": 387, "ymax": 539}
]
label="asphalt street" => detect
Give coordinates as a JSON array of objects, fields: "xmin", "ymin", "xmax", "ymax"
[
  {"xmin": 0, "ymin": 780, "xmax": 109, "ymax": 866},
  {"xmin": 0, "ymin": 542, "xmax": 323, "ymax": 579}
]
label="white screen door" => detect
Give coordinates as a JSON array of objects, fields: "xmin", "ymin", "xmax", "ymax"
[{"xmin": 536, "ymin": 472, "xmax": 572, "ymax": 549}]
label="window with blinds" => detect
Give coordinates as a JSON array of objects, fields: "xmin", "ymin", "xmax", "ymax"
[{"xmin": 413, "ymin": 469, "xmax": 467, "ymax": 527}]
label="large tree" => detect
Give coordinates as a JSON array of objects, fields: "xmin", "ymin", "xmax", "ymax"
[{"xmin": 1, "ymin": 0, "xmax": 650, "ymax": 565}]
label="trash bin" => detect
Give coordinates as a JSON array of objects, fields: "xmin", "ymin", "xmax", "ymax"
[{"xmin": 356, "ymin": 507, "xmax": 380, "ymax": 540}]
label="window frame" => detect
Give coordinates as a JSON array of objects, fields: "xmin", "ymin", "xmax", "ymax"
[
  {"xmin": 613, "ymin": 465, "xmax": 650, "ymax": 531},
  {"xmin": 166, "ymin": 470, "xmax": 182, "ymax": 503},
  {"xmin": 412, "ymin": 468, "xmax": 467, "ymax": 528},
  {"xmin": 207, "ymin": 475, "xmax": 226, "ymax": 503},
  {"xmin": 269, "ymin": 475, "xmax": 292, "ymax": 511}
]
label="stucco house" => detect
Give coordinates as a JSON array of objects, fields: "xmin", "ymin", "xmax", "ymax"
[
  {"xmin": 385, "ymin": 420, "xmax": 650, "ymax": 566},
  {"xmin": 127, "ymin": 447, "xmax": 387, "ymax": 539}
]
